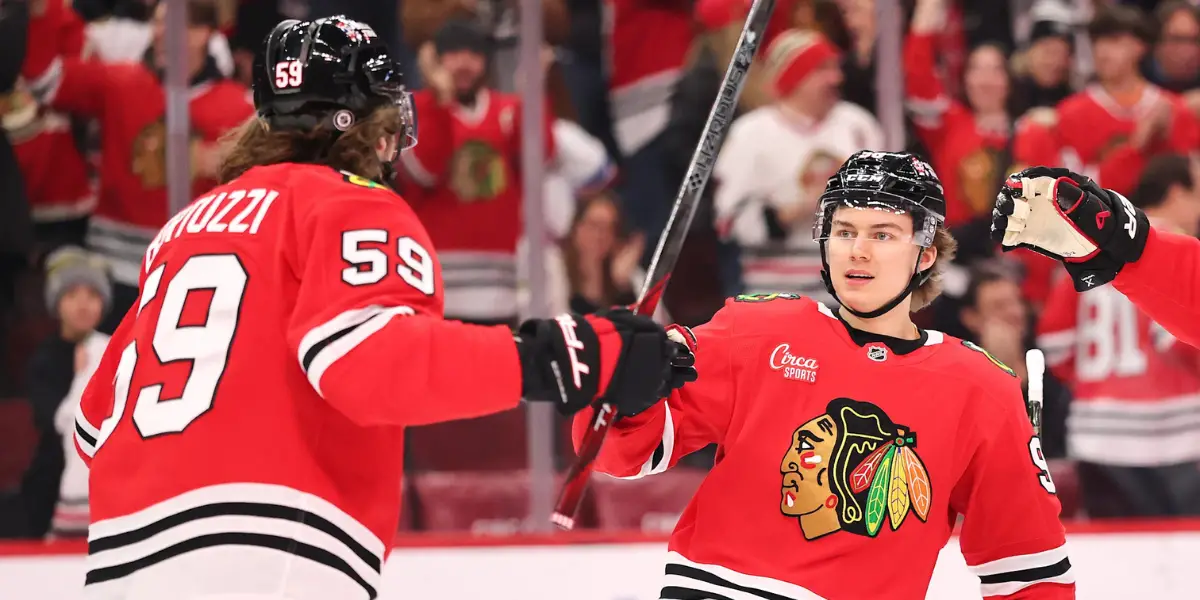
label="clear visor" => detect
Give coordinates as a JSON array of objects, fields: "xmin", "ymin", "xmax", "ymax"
[
  {"xmin": 811, "ymin": 198, "xmax": 938, "ymax": 248},
  {"xmin": 364, "ymin": 57, "xmax": 418, "ymax": 150}
]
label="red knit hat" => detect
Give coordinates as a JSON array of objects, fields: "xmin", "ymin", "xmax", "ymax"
[{"xmin": 766, "ymin": 29, "xmax": 841, "ymax": 98}]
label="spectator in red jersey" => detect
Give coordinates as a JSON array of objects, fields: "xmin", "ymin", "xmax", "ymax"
[
  {"xmin": 1014, "ymin": 3, "xmax": 1200, "ymax": 198},
  {"xmin": 20, "ymin": 0, "xmax": 253, "ymax": 333},
  {"xmin": 904, "ymin": 0, "xmax": 1015, "ymax": 226},
  {"xmin": 398, "ymin": 18, "xmax": 554, "ymax": 327},
  {"xmin": 4, "ymin": 0, "xmax": 93, "ymax": 251}
]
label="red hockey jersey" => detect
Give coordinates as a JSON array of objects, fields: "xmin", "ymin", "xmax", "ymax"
[
  {"xmin": 1038, "ymin": 255, "xmax": 1200, "ymax": 467},
  {"xmin": 9, "ymin": 0, "xmax": 93, "ymax": 223},
  {"xmin": 605, "ymin": 0, "xmax": 694, "ymax": 155},
  {"xmin": 1015, "ymin": 85, "xmax": 1199, "ymax": 196},
  {"xmin": 398, "ymin": 89, "xmax": 553, "ymax": 322},
  {"xmin": 904, "ymin": 32, "xmax": 1010, "ymax": 226},
  {"xmin": 22, "ymin": 22, "xmax": 253, "ymax": 284},
  {"xmin": 1113, "ymin": 227, "xmax": 1200, "ymax": 349},
  {"xmin": 73, "ymin": 164, "xmax": 523, "ymax": 599},
  {"xmin": 575, "ymin": 296, "xmax": 1073, "ymax": 600}
]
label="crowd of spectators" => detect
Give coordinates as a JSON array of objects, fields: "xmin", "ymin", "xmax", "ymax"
[{"xmin": 2, "ymin": 0, "xmax": 1200, "ymax": 539}]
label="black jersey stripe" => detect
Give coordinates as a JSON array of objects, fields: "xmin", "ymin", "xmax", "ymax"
[
  {"xmin": 301, "ymin": 322, "xmax": 363, "ymax": 372},
  {"xmin": 978, "ymin": 557, "xmax": 1072, "ymax": 585},
  {"xmin": 660, "ymin": 585, "xmax": 737, "ymax": 600},
  {"xmin": 665, "ymin": 563, "xmax": 797, "ymax": 600},
  {"xmin": 88, "ymin": 501, "xmax": 380, "ymax": 572},
  {"xmin": 75, "ymin": 422, "xmax": 97, "ymax": 446},
  {"xmin": 85, "ymin": 531, "xmax": 376, "ymax": 599}
]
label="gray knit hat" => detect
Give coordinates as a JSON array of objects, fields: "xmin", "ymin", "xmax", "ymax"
[{"xmin": 45, "ymin": 246, "xmax": 112, "ymax": 315}]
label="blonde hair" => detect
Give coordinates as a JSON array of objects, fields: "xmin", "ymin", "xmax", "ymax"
[
  {"xmin": 910, "ymin": 227, "xmax": 958, "ymax": 312},
  {"xmin": 217, "ymin": 105, "xmax": 403, "ymax": 184}
]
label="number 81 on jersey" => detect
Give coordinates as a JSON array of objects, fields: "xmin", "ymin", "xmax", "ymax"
[{"xmin": 341, "ymin": 229, "xmax": 435, "ymax": 295}]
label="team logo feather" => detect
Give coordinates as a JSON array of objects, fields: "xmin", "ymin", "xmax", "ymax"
[{"xmin": 780, "ymin": 398, "xmax": 931, "ymax": 540}]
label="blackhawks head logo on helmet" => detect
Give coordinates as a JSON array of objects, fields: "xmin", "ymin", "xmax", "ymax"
[{"xmin": 780, "ymin": 398, "xmax": 932, "ymax": 541}]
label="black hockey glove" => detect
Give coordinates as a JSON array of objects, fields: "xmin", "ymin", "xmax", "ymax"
[
  {"xmin": 516, "ymin": 308, "xmax": 686, "ymax": 417},
  {"xmin": 991, "ymin": 166, "xmax": 1150, "ymax": 291}
]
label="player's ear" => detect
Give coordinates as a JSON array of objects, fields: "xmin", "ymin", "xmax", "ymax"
[{"xmin": 918, "ymin": 244, "xmax": 937, "ymax": 272}]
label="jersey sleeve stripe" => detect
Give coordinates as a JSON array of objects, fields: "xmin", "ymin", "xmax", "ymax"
[
  {"xmin": 298, "ymin": 305, "xmax": 416, "ymax": 397},
  {"xmin": 613, "ymin": 404, "xmax": 675, "ymax": 480},
  {"xmin": 75, "ymin": 418, "xmax": 98, "ymax": 458},
  {"xmin": 28, "ymin": 56, "xmax": 64, "ymax": 104},
  {"xmin": 970, "ymin": 545, "xmax": 1074, "ymax": 596}
]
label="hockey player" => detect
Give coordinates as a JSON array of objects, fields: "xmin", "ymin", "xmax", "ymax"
[
  {"xmin": 72, "ymin": 16, "xmax": 688, "ymax": 600},
  {"xmin": 575, "ymin": 151, "xmax": 1075, "ymax": 599},
  {"xmin": 994, "ymin": 165, "xmax": 1200, "ymax": 349}
]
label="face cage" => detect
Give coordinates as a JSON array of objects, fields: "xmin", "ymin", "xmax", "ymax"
[
  {"xmin": 364, "ymin": 61, "xmax": 418, "ymax": 150},
  {"xmin": 811, "ymin": 196, "xmax": 941, "ymax": 248}
]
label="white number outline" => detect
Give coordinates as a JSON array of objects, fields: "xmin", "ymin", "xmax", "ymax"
[
  {"xmin": 96, "ymin": 254, "xmax": 248, "ymax": 451},
  {"xmin": 1076, "ymin": 288, "xmax": 1148, "ymax": 382},
  {"xmin": 341, "ymin": 229, "xmax": 435, "ymax": 296},
  {"xmin": 1028, "ymin": 436, "xmax": 1057, "ymax": 494}
]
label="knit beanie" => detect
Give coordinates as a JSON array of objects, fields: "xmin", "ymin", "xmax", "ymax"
[
  {"xmin": 766, "ymin": 29, "xmax": 841, "ymax": 98},
  {"xmin": 45, "ymin": 246, "xmax": 112, "ymax": 315}
]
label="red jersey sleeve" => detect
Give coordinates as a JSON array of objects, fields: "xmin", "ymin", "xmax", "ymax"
[
  {"xmin": 74, "ymin": 305, "xmax": 138, "ymax": 465},
  {"xmin": 21, "ymin": 1, "xmax": 107, "ymax": 118},
  {"xmin": 571, "ymin": 299, "xmax": 737, "ymax": 478},
  {"xmin": 1036, "ymin": 275, "xmax": 1081, "ymax": 385},
  {"xmin": 951, "ymin": 372, "xmax": 1074, "ymax": 599},
  {"xmin": 1114, "ymin": 227, "xmax": 1200, "ymax": 349},
  {"xmin": 286, "ymin": 184, "xmax": 523, "ymax": 427},
  {"xmin": 902, "ymin": 31, "xmax": 961, "ymax": 150}
]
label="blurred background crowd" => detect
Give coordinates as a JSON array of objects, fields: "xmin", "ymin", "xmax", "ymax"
[{"xmin": 2, "ymin": 0, "xmax": 1200, "ymax": 540}]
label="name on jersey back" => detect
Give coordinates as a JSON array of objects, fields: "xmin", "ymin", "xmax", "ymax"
[{"xmin": 143, "ymin": 188, "xmax": 279, "ymax": 273}]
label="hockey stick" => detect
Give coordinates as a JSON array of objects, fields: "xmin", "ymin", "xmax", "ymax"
[
  {"xmin": 1025, "ymin": 349, "xmax": 1045, "ymax": 437},
  {"xmin": 551, "ymin": 0, "xmax": 779, "ymax": 530}
]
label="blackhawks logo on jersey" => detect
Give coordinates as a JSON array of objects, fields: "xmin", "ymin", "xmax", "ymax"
[{"xmin": 780, "ymin": 398, "xmax": 932, "ymax": 541}]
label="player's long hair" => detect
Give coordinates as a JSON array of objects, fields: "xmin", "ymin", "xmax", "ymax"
[
  {"xmin": 910, "ymin": 227, "xmax": 957, "ymax": 312},
  {"xmin": 217, "ymin": 104, "xmax": 404, "ymax": 184}
]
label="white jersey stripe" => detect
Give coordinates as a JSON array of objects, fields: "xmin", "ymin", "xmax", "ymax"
[
  {"xmin": 662, "ymin": 551, "xmax": 827, "ymax": 600},
  {"xmin": 297, "ymin": 305, "xmax": 415, "ymax": 397},
  {"xmin": 615, "ymin": 404, "xmax": 675, "ymax": 480}
]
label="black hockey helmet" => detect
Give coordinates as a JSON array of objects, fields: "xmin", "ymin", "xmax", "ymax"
[
  {"xmin": 253, "ymin": 15, "xmax": 416, "ymax": 149},
  {"xmin": 812, "ymin": 151, "xmax": 947, "ymax": 319}
]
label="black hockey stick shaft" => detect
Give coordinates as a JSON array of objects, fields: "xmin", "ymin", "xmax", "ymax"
[{"xmin": 551, "ymin": 0, "xmax": 779, "ymax": 530}]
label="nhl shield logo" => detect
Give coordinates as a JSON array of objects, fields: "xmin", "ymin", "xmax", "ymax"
[{"xmin": 866, "ymin": 344, "xmax": 888, "ymax": 362}]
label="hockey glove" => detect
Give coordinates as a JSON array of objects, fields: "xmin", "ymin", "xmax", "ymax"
[
  {"xmin": 991, "ymin": 166, "xmax": 1150, "ymax": 291},
  {"xmin": 516, "ymin": 309, "xmax": 683, "ymax": 417},
  {"xmin": 664, "ymin": 324, "xmax": 699, "ymax": 398}
]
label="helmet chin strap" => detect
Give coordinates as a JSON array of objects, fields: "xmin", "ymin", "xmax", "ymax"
[{"xmin": 819, "ymin": 242, "xmax": 934, "ymax": 320}]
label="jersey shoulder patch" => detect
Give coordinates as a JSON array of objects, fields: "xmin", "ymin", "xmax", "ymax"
[
  {"xmin": 961, "ymin": 340, "xmax": 1017, "ymax": 377},
  {"xmin": 340, "ymin": 171, "xmax": 389, "ymax": 190},
  {"xmin": 734, "ymin": 292, "xmax": 804, "ymax": 303}
]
